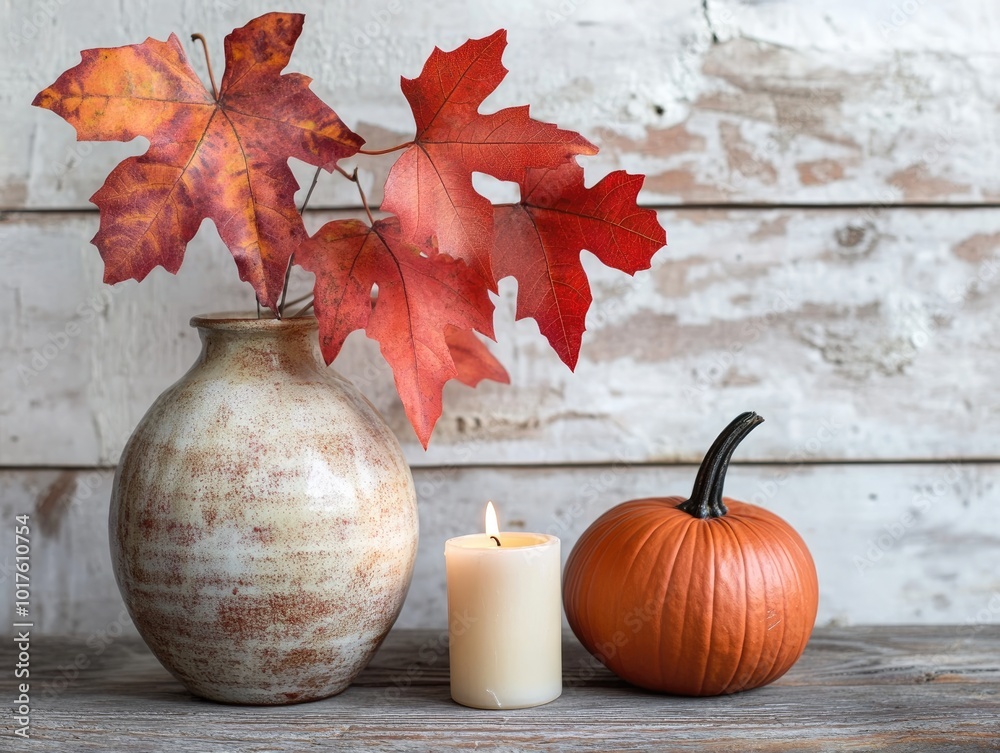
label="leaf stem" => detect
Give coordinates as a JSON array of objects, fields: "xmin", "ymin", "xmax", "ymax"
[
  {"xmin": 277, "ymin": 166, "xmax": 324, "ymax": 318},
  {"xmin": 190, "ymin": 34, "xmax": 219, "ymax": 100},
  {"xmin": 276, "ymin": 270, "xmax": 292, "ymax": 319},
  {"xmin": 283, "ymin": 291, "xmax": 313, "ymax": 309},
  {"xmin": 291, "ymin": 300, "xmax": 314, "ymax": 318},
  {"xmin": 336, "ymin": 165, "xmax": 375, "ymax": 225},
  {"xmin": 358, "ymin": 141, "xmax": 414, "ymax": 156},
  {"xmin": 355, "ymin": 172, "xmax": 375, "ymax": 226},
  {"xmin": 299, "ymin": 165, "xmax": 324, "ymax": 215}
]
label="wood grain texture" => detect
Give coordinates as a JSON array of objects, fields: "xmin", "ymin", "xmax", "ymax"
[
  {"xmin": 2, "ymin": 208, "xmax": 999, "ymax": 467},
  {"xmin": 3, "ymin": 0, "xmax": 999, "ymax": 210},
  {"xmin": 2, "ymin": 628, "xmax": 998, "ymax": 751},
  {"xmin": 3, "ymin": 464, "xmax": 998, "ymax": 633}
]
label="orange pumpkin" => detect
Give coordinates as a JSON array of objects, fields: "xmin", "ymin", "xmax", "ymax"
[{"xmin": 563, "ymin": 412, "xmax": 819, "ymax": 696}]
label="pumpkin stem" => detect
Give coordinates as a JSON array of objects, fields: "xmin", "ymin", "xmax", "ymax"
[{"xmin": 678, "ymin": 412, "xmax": 764, "ymax": 519}]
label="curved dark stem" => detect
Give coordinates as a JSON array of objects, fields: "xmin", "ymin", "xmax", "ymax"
[
  {"xmin": 358, "ymin": 141, "xmax": 414, "ymax": 156},
  {"xmin": 678, "ymin": 412, "xmax": 764, "ymax": 519},
  {"xmin": 190, "ymin": 34, "xmax": 219, "ymax": 100}
]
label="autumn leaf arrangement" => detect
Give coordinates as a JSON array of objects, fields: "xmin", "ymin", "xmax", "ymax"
[{"xmin": 34, "ymin": 12, "xmax": 666, "ymax": 447}]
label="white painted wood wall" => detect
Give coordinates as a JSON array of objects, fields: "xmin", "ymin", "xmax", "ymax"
[{"xmin": 1, "ymin": 0, "xmax": 998, "ymax": 633}]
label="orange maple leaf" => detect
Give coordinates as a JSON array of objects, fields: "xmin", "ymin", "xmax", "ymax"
[{"xmin": 32, "ymin": 12, "xmax": 363, "ymax": 310}]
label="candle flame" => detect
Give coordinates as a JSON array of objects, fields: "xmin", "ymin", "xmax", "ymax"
[{"xmin": 485, "ymin": 501, "xmax": 500, "ymax": 538}]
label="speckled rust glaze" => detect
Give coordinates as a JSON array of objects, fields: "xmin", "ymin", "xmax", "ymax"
[{"xmin": 109, "ymin": 314, "xmax": 418, "ymax": 705}]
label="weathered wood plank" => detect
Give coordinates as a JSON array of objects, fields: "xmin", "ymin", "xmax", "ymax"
[
  {"xmin": 1, "ymin": 628, "xmax": 998, "ymax": 751},
  {"xmin": 2, "ymin": 0, "xmax": 999, "ymax": 209},
  {"xmin": 359, "ymin": 626, "xmax": 1000, "ymax": 688},
  {"xmin": 2, "ymin": 208, "xmax": 1000, "ymax": 466},
  {"xmin": 2, "ymin": 464, "xmax": 998, "ymax": 632}
]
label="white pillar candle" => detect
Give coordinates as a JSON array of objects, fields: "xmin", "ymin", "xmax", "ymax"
[{"xmin": 444, "ymin": 502, "xmax": 562, "ymax": 709}]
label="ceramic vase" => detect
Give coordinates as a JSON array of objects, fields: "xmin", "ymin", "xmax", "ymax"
[{"xmin": 109, "ymin": 313, "xmax": 418, "ymax": 704}]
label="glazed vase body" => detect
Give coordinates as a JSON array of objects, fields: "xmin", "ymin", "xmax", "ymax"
[{"xmin": 109, "ymin": 314, "xmax": 418, "ymax": 704}]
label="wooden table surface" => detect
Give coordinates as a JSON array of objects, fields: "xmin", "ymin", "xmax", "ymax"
[{"xmin": 4, "ymin": 627, "xmax": 999, "ymax": 752}]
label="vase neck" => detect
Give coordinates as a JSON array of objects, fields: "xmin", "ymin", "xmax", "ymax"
[{"xmin": 191, "ymin": 314, "xmax": 324, "ymax": 373}]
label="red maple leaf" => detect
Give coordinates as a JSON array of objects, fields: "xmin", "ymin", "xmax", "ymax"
[
  {"xmin": 297, "ymin": 217, "xmax": 497, "ymax": 447},
  {"xmin": 35, "ymin": 15, "xmax": 669, "ymax": 449},
  {"xmin": 445, "ymin": 328, "xmax": 510, "ymax": 388},
  {"xmin": 32, "ymin": 13, "xmax": 363, "ymax": 310},
  {"xmin": 492, "ymin": 162, "xmax": 666, "ymax": 369},
  {"xmin": 382, "ymin": 30, "xmax": 597, "ymax": 288}
]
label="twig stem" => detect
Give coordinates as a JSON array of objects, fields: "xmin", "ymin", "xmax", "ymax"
[
  {"xmin": 190, "ymin": 34, "xmax": 219, "ymax": 99},
  {"xmin": 277, "ymin": 166, "xmax": 324, "ymax": 318},
  {"xmin": 291, "ymin": 300, "xmax": 314, "ymax": 317},
  {"xmin": 358, "ymin": 141, "xmax": 414, "ymax": 156},
  {"xmin": 336, "ymin": 165, "xmax": 375, "ymax": 225}
]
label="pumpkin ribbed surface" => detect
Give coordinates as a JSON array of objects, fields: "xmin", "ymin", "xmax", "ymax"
[{"xmin": 562, "ymin": 413, "xmax": 819, "ymax": 696}]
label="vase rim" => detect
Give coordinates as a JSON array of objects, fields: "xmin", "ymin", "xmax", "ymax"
[{"xmin": 190, "ymin": 312, "xmax": 318, "ymax": 331}]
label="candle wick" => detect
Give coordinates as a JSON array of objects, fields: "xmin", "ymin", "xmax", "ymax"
[{"xmin": 490, "ymin": 535, "xmax": 501, "ymax": 547}]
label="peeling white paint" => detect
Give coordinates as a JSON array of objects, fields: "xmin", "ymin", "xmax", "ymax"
[
  {"xmin": 3, "ymin": 208, "xmax": 1000, "ymax": 466},
  {"xmin": 2, "ymin": 463, "xmax": 998, "ymax": 632},
  {"xmin": 2, "ymin": 0, "xmax": 998, "ymax": 207}
]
